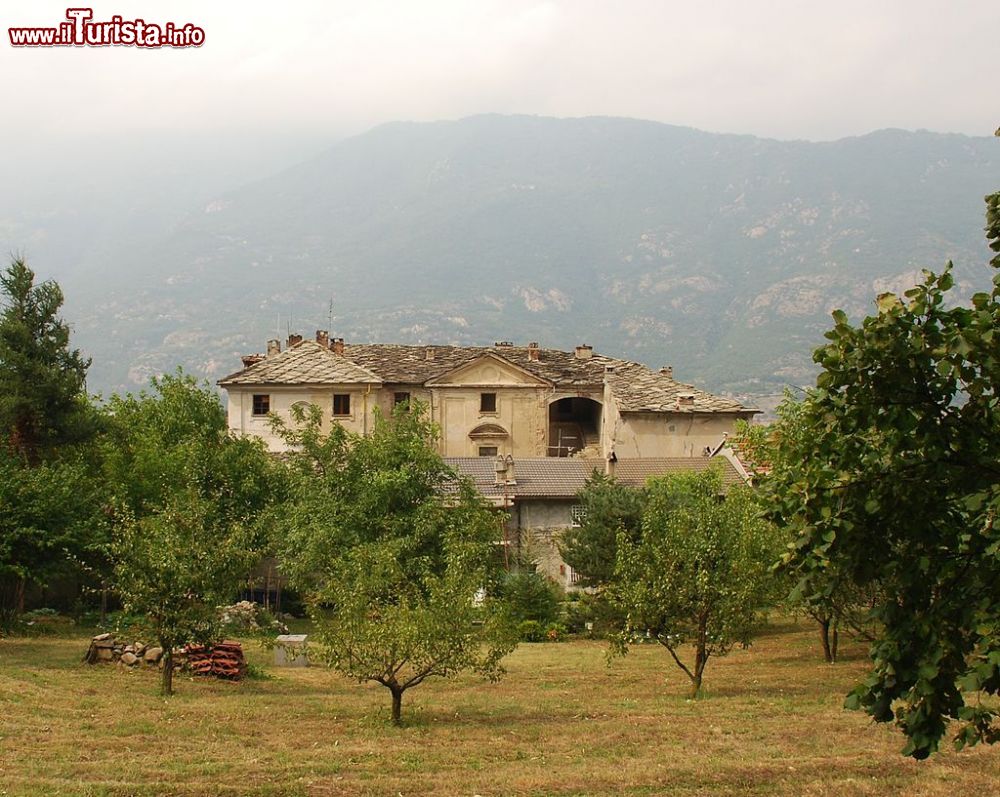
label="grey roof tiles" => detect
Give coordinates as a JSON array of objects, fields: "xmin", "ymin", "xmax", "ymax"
[{"xmin": 220, "ymin": 341, "xmax": 754, "ymax": 415}]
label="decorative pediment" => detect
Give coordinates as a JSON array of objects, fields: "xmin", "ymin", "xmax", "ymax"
[
  {"xmin": 469, "ymin": 423, "xmax": 509, "ymax": 440},
  {"xmin": 425, "ymin": 352, "xmax": 552, "ymax": 388}
]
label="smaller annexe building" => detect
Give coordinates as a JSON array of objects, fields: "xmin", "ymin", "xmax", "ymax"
[{"xmin": 446, "ymin": 453, "xmax": 750, "ymax": 590}]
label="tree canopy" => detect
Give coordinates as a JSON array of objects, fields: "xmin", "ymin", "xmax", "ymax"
[
  {"xmin": 0, "ymin": 257, "xmax": 93, "ymax": 464},
  {"xmin": 275, "ymin": 402, "xmax": 516, "ymax": 724},
  {"xmin": 105, "ymin": 373, "xmax": 280, "ymax": 694},
  {"xmin": 0, "ymin": 258, "xmax": 102, "ymax": 623},
  {"xmin": 610, "ymin": 467, "xmax": 779, "ymax": 698},
  {"xmin": 559, "ymin": 471, "xmax": 646, "ymax": 589},
  {"xmin": 769, "ymin": 192, "xmax": 1000, "ymax": 757}
]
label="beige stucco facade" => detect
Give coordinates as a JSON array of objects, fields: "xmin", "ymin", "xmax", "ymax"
[
  {"xmin": 226, "ymin": 385, "xmax": 379, "ymax": 453},
  {"xmin": 219, "ymin": 336, "xmax": 757, "ymax": 459}
]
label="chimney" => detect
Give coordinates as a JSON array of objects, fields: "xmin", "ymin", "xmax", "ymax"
[
  {"xmin": 425, "ymin": 346, "xmax": 435, "ymax": 361},
  {"xmin": 677, "ymin": 392, "xmax": 695, "ymax": 408},
  {"xmin": 575, "ymin": 344, "xmax": 593, "ymax": 360},
  {"xmin": 331, "ymin": 337, "xmax": 345, "ymax": 355},
  {"xmin": 316, "ymin": 330, "xmax": 330, "ymax": 348},
  {"xmin": 605, "ymin": 450, "xmax": 617, "ymax": 477},
  {"xmin": 660, "ymin": 365, "xmax": 673, "ymax": 379},
  {"xmin": 266, "ymin": 339, "xmax": 281, "ymax": 357},
  {"xmin": 241, "ymin": 354, "xmax": 264, "ymax": 368},
  {"xmin": 287, "ymin": 333, "xmax": 303, "ymax": 348},
  {"xmin": 527, "ymin": 342, "xmax": 540, "ymax": 361},
  {"xmin": 503, "ymin": 454, "xmax": 516, "ymax": 485},
  {"xmin": 494, "ymin": 454, "xmax": 507, "ymax": 486}
]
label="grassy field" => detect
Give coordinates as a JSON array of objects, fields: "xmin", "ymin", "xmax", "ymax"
[{"xmin": 1, "ymin": 618, "xmax": 998, "ymax": 796}]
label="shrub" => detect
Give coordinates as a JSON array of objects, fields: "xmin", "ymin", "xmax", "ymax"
[{"xmin": 500, "ymin": 570, "xmax": 563, "ymax": 626}]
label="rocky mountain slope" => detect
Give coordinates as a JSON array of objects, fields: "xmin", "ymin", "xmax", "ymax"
[{"xmin": 60, "ymin": 115, "xmax": 1000, "ymax": 403}]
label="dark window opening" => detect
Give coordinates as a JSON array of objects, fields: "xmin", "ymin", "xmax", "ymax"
[
  {"xmin": 478, "ymin": 446, "xmax": 498, "ymax": 457},
  {"xmin": 393, "ymin": 391, "xmax": 411, "ymax": 408},
  {"xmin": 333, "ymin": 394, "xmax": 351, "ymax": 416},
  {"xmin": 252, "ymin": 394, "xmax": 270, "ymax": 416},
  {"xmin": 480, "ymin": 392, "xmax": 497, "ymax": 413}
]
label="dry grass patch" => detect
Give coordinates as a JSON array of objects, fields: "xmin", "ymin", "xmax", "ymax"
[{"xmin": 1, "ymin": 619, "xmax": 998, "ymax": 796}]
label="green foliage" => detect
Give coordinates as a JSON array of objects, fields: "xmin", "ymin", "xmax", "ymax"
[
  {"xmin": 498, "ymin": 570, "xmax": 562, "ymax": 627},
  {"xmin": 516, "ymin": 619, "xmax": 567, "ymax": 643},
  {"xmin": 610, "ymin": 468, "xmax": 780, "ymax": 698},
  {"xmin": 986, "ymin": 191, "xmax": 1000, "ymax": 269},
  {"xmin": 559, "ymin": 472, "xmax": 646, "ymax": 588},
  {"xmin": 770, "ymin": 194, "xmax": 1000, "ymax": 758},
  {"xmin": 0, "ymin": 257, "xmax": 93, "ymax": 464},
  {"xmin": 0, "ymin": 447, "xmax": 106, "ymax": 630},
  {"xmin": 274, "ymin": 402, "xmax": 517, "ymax": 724},
  {"xmin": 738, "ymin": 398, "xmax": 883, "ymax": 663},
  {"xmin": 105, "ymin": 373, "xmax": 280, "ymax": 694},
  {"xmin": 0, "ymin": 258, "xmax": 104, "ymax": 623},
  {"xmin": 112, "ymin": 492, "xmax": 256, "ymax": 674}
]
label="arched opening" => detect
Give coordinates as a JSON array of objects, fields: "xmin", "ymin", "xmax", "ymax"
[{"xmin": 547, "ymin": 397, "xmax": 601, "ymax": 457}]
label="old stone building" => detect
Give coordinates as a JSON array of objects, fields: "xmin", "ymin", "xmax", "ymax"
[
  {"xmin": 218, "ymin": 331, "xmax": 758, "ymax": 590},
  {"xmin": 217, "ymin": 331, "xmax": 758, "ymax": 460}
]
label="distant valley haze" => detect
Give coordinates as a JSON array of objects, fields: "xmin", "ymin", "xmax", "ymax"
[
  {"xmin": 1, "ymin": 1, "xmax": 996, "ymax": 407},
  {"xmin": 2, "ymin": 114, "xmax": 996, "ymax": 407}
]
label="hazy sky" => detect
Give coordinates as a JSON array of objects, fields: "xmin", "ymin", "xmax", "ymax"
[{"xmin": 4, "ymin": 0, "xmax": 998, "ymax": 145}]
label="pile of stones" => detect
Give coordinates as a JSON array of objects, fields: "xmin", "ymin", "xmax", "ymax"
[{"xmin": 84, "ymin": 633, "xmax": 163, "ymax": 667}]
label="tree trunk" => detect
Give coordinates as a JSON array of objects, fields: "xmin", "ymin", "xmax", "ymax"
[
  {"xmin": 690, "ymin": 613, "xmax": 708, "ymax": 698},
  {"xmin": 819, "ymin": 617, "xmax": 833, "ymax": 663},
  {"xmin": 390, "ymin": 685, "xmax": 403, "ymax": 726},
  {"xmin": 831, "ymin": 625, "xmax": 839, "ymax": 663},
  {"xmin": 161, "ymin": 647, "xmax": 174, "ymax": 696}
]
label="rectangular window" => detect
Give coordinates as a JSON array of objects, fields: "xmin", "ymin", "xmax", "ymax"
[
  {"xmin": 478, "ymin": 446, "xmax": 498, "ymax": 457},
  {"xmin": 252, "ymin": 394, "xmax": 270, "ymax": 416},
  {"xmin": 480, "ymin": 392, "xmax": 497, "ymax": 413},
  {"xmin": 333, "ymin": 394, "xmax": 351, "ymax": 416},
  {"xmin": 570, "ymin": 505, "xmax": 587, "ymax": 527},
  {"xmin": 393, "ymin": 391, "xmax": 411, "ymax": 407}
]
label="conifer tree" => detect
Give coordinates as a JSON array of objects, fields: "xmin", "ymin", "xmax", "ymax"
[{"xmin": 0, "ymin": 257, "xmax": 92, "ymax": 464}]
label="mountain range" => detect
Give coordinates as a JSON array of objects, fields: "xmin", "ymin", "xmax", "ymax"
[{"xmin": 27, "ymin": 115, "xmax": 1000, "ymax": 407}]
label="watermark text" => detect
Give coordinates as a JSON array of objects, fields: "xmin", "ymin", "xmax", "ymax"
[{"xmin": 9, "ymin": 8, "xmax": 205, "ymax": 48}]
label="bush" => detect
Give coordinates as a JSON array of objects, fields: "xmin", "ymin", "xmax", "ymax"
[
  {"xmin": 500, "ymin": 570, "xmax": 563, "ymax": 626},
  {"xmin": 517, "ymin": 620, "xmax": 546, "ymax": 642},
  {"xmin": 544, "ymin": 623, "xmax": 567, "ymax": 642},
  {"xmin": 560, "ymin": 591, "xmax": 625, "ymax": 638}
]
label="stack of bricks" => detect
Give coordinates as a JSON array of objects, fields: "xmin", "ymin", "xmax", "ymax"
[{"xmin": 184, "ymin": 640, "xmax": 247, "ymax": 681}]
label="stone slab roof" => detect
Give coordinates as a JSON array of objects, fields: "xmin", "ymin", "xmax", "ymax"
[
  {"xmin": 605, "ymin": 362, "xmax": 746, "ymax": 413},
  {"xmin": 344, "ymin": 344, "xmax": 604, "ymax": 388},
  {"xmin": 445, "ymin": 456, "xmax": 744, "ymax": 500},
  {"xmin": 218, "ymin": 340, "xmax": 382, "ymax": 386},
  {"xmin": 220, "ymin": 340, "xmax": 755, "ymax": 415}
]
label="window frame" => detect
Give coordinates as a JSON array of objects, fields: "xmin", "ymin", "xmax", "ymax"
[
  {"xmin": 251, "ymin": 394, "xmax": 270, "ymax": 416},
  {"xmin": 478, "ymin": 446, "xmax": 499, "ymax": 457},
  {"xmin": 480, "ymin": 392, "xmax": 498, "ymax": 414},
  {"xmin": 332, "ymin": 393, "xmax": 352, "ymax": 417}
]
